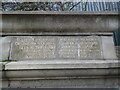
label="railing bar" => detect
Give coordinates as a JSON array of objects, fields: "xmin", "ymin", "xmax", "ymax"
[
  {"xmin": 100, "ymin": 1, "xmax": 104, "ymax": 11},
  {"xmin": 92, "ymin": 1, "xmax": 94, "ymax": 11}
]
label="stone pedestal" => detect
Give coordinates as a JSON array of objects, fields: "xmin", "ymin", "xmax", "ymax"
[
  {"xmin": 0, "ymin": 11, "xmax": 119, "ymax": 89},
  {"xmin": 0, "ymin": 36, "xmax": 117, "ymax": 60}
]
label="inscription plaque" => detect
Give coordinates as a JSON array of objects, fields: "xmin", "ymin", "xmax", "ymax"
[
  {"xmin": 58, "ymin": 37, "xmax": 79, "ymax": 58},
  {"xmin": 10, "ymin": 36, "xmax": 102, "ymax": 60},
  {"xmin": 79, "ymin": 36, "xmax": 102, "ymax": 59},
  {"xmin": 11, "ymin": 37, "xmax": 56, "ymax": 59}
]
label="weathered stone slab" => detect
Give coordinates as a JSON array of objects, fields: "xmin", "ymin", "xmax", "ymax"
[
  {"xmin": 11, "ymin": 37, "xmax": 56, "ymax": 59},
  {"xmin": 9, "ymin": 36, "xmax": 103, "ymax": 60},
  {"xmin": 79, "ymin": 36, "xmax": 102, "ymax": 59},
  {"xmin": 0, "ymin": 37, "xmax": 11, "ymax": 60},
  {"xmin": 8, "ymin": 78, "xmax": 119, "ymax": 88},
  {"xmin": 5, "ymin": 60, "xmax": 119, "ymax": 70},
  {"xmin": 101, "ymin": 36, "xmax": 117, "ymax": 60},
  {"xmin": 58, "ymin": 37, "xmax": 79, "ymax": 59},
  {"xmin": 1, "ymin": 12, "xmax": 119, "ymax": 35}
]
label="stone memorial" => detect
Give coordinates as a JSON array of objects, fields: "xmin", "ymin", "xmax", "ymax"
[
  {"xmin": 0, "ymin": 11, "xmax": 119, "ymax": 89},
  {"xmin": 9, "ymin": 36, "xmax": 102, "ymax": 60}
]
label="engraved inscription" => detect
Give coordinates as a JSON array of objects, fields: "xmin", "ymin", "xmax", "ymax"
[
  {"xmin": 79, "ymin": 36, "xmax": 102, "ymax": 59},
  {"xmin": 58, "ymin": 37, "xmax": 79, "ymax": 58},
  {"xmin": 10, "ymin": 36, "xmax": 102, "ymax": 60},
  {"xmin": 11, "ymin": 37, "xmax": 56, "ymax": 59}
]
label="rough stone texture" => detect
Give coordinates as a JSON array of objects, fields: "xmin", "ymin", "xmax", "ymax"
[
  {"xmin": 1, "ymin": 12, "xmax": 119, "ymax": 34},
  {"xmin": 3, "ymin": 60, "xmax": 120, "ymax": 88},
  {"xmin": 10, "ymin": 36, "xmax": 102, "ymax": 60},
  {"xmin": 0, "ymin": 36, "xmax": 117, "ymax": 60},
  {"xmin": 0, "ymin": 80, "xmax": 9, "ymax": 89},
  {"xmin": 58, "ymin": 37, "xmax": 79, "ymax": 59},
  {"xmin": 5, "ymin": 60, "xmax": 119, "ymax": 70},
  {"xmin": 0, "ymin": 62, "xmax": 8, "ymax": 70},
  {"xmin": 11, "ymin": 37, "xmax": 56, "ymax": 59},
  {"xmin": 0, "ymin": 37, "xmax": 11, "ymax": 60},
  {"xmin": 8, "ymin": 78, "xmax": 119, "ymax": 88},
  {"xmin": 115, "ymin": 46, "xmax": 120, "ymax": 59},
  {"xmin": 5, "ymin": 68, "xmax": 119, "ymax": 78},
  {"xmin": 0, "ymin": 62, "xmax": 9, "ymax": 89},
  {"xmin": 1, "ymin": 11, "xmax": 119, "ymax": 89},
  {"xmin": 79, "ymin": 36, "xmax": 102, "ymax": 59}
]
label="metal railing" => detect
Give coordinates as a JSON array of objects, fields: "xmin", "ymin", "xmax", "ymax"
[{"xmin": 2, "ymin": 1, "xmax": 119, "ymax": 11}]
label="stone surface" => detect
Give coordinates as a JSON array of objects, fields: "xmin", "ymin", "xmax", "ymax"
[
  {"xmin": 3, "ymin": 60, "xmax": 120, "ymax": 88},
  {"xmin": 79, "ymin": 36, "xmax": 102, "ymax": 59},
  {"xmin": 115, "ymin": 46, "xmax": 120, "ymax": 59},
  {"xmin": 5, "ymin": 60, "xmax": 119, "ymax": 70},
  {"xmin": 8, "ymin": 78, "xmax": 119, "ymax": 88},
  {"xmin": 0, "ymin": 80, "xmax": 9, "ymax": 89},
  {"xmin": 5, "ymin": 66, "xmax": 119, "ymax": 79},
  {"xmin": 0, "ymin": 36, "xmax": 117, "ymax": 60},
  {"xmin": 11, "ymin": 37, "xmax": 56, "ymax": 59},
  {"xmin": 58, "ymin": 37, "xmax": 79, "ymax": 59},
  {"xmin": 0, "ymin": 62, "xmax": 8, "ymax": 70},
  {"xmin": 1, "ymin": 12, "xmax": 119, "ymax": 35},
  {"xmin": 0, "ymin": 37, "xmax": 11, "ymax": 60},
  {"xmin": 101, "ymin": 36, "xmax": 117, "ymax": 60},
  {"xmin": 10, "ymin": 36, "xmax": 102, "ymax": 60}
]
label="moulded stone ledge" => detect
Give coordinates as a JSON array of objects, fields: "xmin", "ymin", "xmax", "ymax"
[
  {"xmin": 3, "ymin": 60, "xmax": 120, "ymax": 81},
  {"xmin": 5, "ymin": 60, "xmax": 120, "ymax": 70},
  {"xmin": 1, "ymin": 11, "xmax": 119, "ymax": 34},
  {"xmin": 2, "ymin": 60, "xmax": 120, "ymax": 88},
  {"xmin": 2, "ymin": 78, "xmax": 120, "ymax": 88}
]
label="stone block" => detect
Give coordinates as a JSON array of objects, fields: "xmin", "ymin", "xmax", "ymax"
[
  {"xmin": 0, "ymin": 36, "xmax": 117, "ymax": 60},
  {"xmin": 9, "ymin": 78, "xmax": 119, "ymax": 88},
  {"xmin": 115, "ymin": 46, "xmax": 120, "ymax": 59},
  {"xmin": 9, "ymin": 36, "xmax": 103, "ymax": 60},
  {"xmin": 5, "ymin": 60, "xmax": 119, "ymax": 70},
  {"xmin": 0, "ymin": 80, "xmax": 9, "ymax": 89},
  {"xmin": 10, "ymin": 37, "xmax": 56, "ymax": 60},
  {"xmin": 58, "ymin": 37, "xmax": 79, "ymax": 59},
  {"xmin": 79, "ymin": 36, "xmax": 102, "ymax": 59},
  {"xmin": 4, "ymin": 60, "xmax": 120, "ymax": 88},
  {"xmin": 1, "ymin": 12, "xmax": 119, "ymax": 35},
  {"xmin": 0, "ymin": 37, "xmax": 11, "ymax": 60},
  {"xmin": 101, "ymin": 36, "xmax": 117, "ymax": 60}
]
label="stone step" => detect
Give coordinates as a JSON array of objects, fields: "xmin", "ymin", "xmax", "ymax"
[
  {"xmin": 5, "ymin": 60, "xmax": 120, "ymax": 70},
  {"xmin": 2, "ymin": 60, "xmax": 119, "ymax": 79},
  {"xmin": 2, "ymin": 60, "xmax": 120, "ymax": 88}
]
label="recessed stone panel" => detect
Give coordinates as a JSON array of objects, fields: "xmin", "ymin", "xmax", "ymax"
[
  {"xmin": 79, "ymin": 36, "xmax": 102, "ymax": 59},
  {"xmin": 58, "ymin": 37, "xmax": 79, "ymax": 59},
  {"xmin": 0, "ymin": 37, "xmax": 11, "ymax": 60},
  {"xmin": 10, "ymin": 37, "xmax": 56, "ymax": 60},
  {"xmin": 10, "ymin": 36, "xmax": 102, "ymax": 60}
]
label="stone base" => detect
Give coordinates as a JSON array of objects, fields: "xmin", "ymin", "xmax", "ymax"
[
  {"xmin": 115, "ymin": 46, "xmax": 120, "ymax": 59},
  {"xmin": 0, "ymin": 35, "xmax": 119, "ymax": 89},
  {"xmin": 2, "ymin": 78, "xmax": 119, "ymax": 88},
  {"xmin": 1, "ymin": 60, "xmax": 120, "ymax": 88},
  {"xmin": 0, "ymin": 36, "xmax": 117, "ymax": 60}
]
